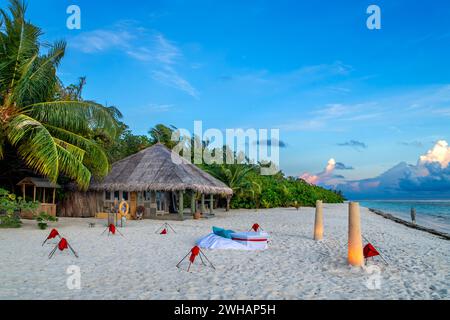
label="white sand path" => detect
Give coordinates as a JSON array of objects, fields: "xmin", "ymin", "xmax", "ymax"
[{"xmin": 0, "ymin": 204, "xmax": 449, "ymax": 300}]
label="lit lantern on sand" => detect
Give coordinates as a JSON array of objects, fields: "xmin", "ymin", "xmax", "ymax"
[
  {"xmin": 348, "ymin": 202, "xmax": 364, "ymax": 267},
  {"xmin": 313, "ymin": 200, "xmax": 323, "ymax": 241}
]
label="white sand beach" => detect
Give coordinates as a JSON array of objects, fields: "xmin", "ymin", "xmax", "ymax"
[{"xmin": 0, "ymin": 204, "xmax": 449, "ymax": 300}]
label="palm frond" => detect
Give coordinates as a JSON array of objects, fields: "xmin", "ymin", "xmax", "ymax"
[
  {"xmin": 6, "ymin": 114, "xmax": 59, "ymax": 181},
  {"xmin": 56, "ymin": 144, "xmax": 91, "ymax": 190},
  {"xmin": 45, "ymin": 124, "xmax": 109, "ymax": 177},
  {"xmin": 12, "ymin": 40, "xmax": 65, "ymax": 105},
  {"xmin": 53, "ymin": 137, "xmax": 85, "ymax": 163},
  {"xmin": 24, "ymin": 100, "xmax": 118, "ymax": 137},
  {"xmin": 0, "ymin": 1, "xmax": 41, "ymax": 96}
]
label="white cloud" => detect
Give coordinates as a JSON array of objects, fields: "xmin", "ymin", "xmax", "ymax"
[
  {"xmin": 152, "ymin": 66, "xmax": 199, "ymax": 98},
  {"xmin": 419, "ymin": 140, "xmax": 450, "ymax": 168},
  {"xmin": 300, "ymin": 158, "xmax": 351, "ymax": 186},
  {"xmin": 321, "ymin": 140, "xmax": 450, "ymax": 199},
  {"xmin": 279, "ymin": 102, "xmax": 380, "ymax": 132},
  {"xmin": 69, "ymin": 22, "xmax": 198, "ymax": 98}
]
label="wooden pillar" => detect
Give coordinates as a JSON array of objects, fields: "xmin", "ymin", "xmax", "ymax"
[
  {"xmin": 52, "ymin": 188, "xmax": 56, "ymax": 204},
  {"xmin": 43, "ymin": 188, "xmax": 46, "ymax": 203},
  {"xmin": 314, "ymin": 200, "xmax": 323, "ymax": 241},
  {"xmin": 348, "ymin": 202, "xmax": 364, "ymax": 267},
  {"xmin": 33, "ymin": 186, "xmax": 36, "ymax": 202},
  {"xmin": 191, "ymin": 191, "xmax": 196, "ymax": 214},
  {"xmin": 411, "ymin": 208, "xmax": 416, "ymax": 224},
  {"xmin": 22, "ymin": 184, "xmax": 25, "ymax": 199},
  {"xmin": 179, "ymin": 191, "xmax": 184, "ymax": 220},
  {"xmin": 209, "ymin": 194, "xmax": 214, "ymax": 215},
  {"xmin": 201, "ymin": 194, "xmax": 206, "ymax": 214},
  {"xmin": 130, "ymin": 192, "xmax": 137, "ymax": 218}
]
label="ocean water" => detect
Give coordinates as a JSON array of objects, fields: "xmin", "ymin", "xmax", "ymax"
[{"xmin": 359, "ymin": 200, "xmax": 450, "ymax": 234}]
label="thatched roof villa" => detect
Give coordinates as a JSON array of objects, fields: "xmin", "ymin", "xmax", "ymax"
[{"xmin": 60, "ymin": 143, "xmax": 233, "ymax": 220}]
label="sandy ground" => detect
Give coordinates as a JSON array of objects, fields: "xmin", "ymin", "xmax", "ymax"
[{"xmin": 0, "ymin": 204, "xmax": 449, "ymax": 300}]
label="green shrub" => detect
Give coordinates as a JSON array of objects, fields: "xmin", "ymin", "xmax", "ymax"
[
  {"xmin": 35, "ymin": 212, "xmax": 58, "ymax": 230},
  {"xmin": 0, "ymin": 189, "xmax": 38, "ymax": 228}
]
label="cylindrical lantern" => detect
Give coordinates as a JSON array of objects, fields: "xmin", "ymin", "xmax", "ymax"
[
  {"xmin": 348, "ymin": 202, "xmax": 364, "ymax": 267},
  {"xmin": 313, "ymin": 200, "xmax": 323, "ymax": 241}
]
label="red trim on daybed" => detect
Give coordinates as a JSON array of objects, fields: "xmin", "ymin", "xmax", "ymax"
[{"xmin": 232, "ymin": 238, "xmax": 268, "ymax": 242}]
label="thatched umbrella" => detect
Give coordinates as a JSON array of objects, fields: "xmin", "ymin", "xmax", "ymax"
[{"xmin": 90, "ymin": 143, "xmax": 233, "ymax": 218}]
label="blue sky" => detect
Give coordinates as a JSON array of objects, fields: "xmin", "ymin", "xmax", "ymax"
[{"xmin": 4, "ymin": 0, "xmax": 450, "ymax": 194}]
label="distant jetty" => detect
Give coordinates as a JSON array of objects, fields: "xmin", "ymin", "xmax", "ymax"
[{"xmin": 369, "ymin": 208, "xmax": 450, "ymax": 240}]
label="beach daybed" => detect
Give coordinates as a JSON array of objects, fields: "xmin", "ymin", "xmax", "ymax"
[{"xmin": 197, "ymin": 227, "xmax": 269, "ymax": 250}]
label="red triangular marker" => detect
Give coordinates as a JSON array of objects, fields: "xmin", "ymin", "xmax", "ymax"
[
  {"xmin": 42, "ymin": 229, "xmax": 61, "ymax": 246},
  {"xmin": 58, "ymin": 238, "xmax": 69, "ymax": 251},
  {"xmin": 160, "ymin": 228, "xmax": 167, "ymax": 235},
  {"xmin": 109, "ymin": 224, "xmax": 116, "ymax": 235},
  {"xmin": 364, "ymin": 243, "xmax": 380, "ymax": 258},
  {"xmin": 251, "ymin": 223, "xmax": 260, "ymax": 232},
  {"xmin": 47, "ymin": 229, "xmax": 60, "ymax": 240},
  {"xmin": 49, "ymin": 238, "xmax": 79, "ymax": 259},
  {"xmin": 189, "ymin": 246, "xmax": 200, "ymax": 263}
]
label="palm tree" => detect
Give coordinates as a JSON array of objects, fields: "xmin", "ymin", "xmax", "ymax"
[
  {"xmin": 0, "ymin": 0, "xmax": 117, "ymax": 189},
  {"xmin": 204, "ymin": 163, "xmax": 254, "ymax": 211},
  {"xmin": 148, "ymin": 124, "xmax": 178, "ymax": 149}
]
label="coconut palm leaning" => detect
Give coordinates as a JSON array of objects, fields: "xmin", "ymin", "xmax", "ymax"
[{"xmin": 0, "ymin": 0, "xmax": 117, "ymax": 190}]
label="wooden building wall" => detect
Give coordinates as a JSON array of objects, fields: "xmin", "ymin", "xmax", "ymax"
[{"xmin": 58, "ymin": 191, "xmax": 103, "ymax": 217}]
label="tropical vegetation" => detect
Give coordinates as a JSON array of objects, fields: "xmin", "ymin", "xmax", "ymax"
[
  {"xmin": 0, "ymin": 0, "xmax": 119, "ymax": 190},
  {"xmin": 0, "ymin": 187, "xmax": 37, "ymax": 228},
  {"xmin": 0, "ymin": 0, "xmax": 344, "ymax": 219},
  {"xmin": 146, "ymin": 124, "xmax": 345, "ymax": 208}
]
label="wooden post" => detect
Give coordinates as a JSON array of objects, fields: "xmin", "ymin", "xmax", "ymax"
[
  {"xmin": 209, "ymin": 194, "xmax": 214, "ymax": 215},
  {"xmin": 130, "ymin": 192, "xmax": 137, "ymax": 219},
  {"xmin": 52, "ymin": 188, "xmax": 56, "ymax": 204},
  {"xmin": 201, "ymin": 194, "xmax": 206, "ymax": 214},
  {"xmin": 348, "ymin": 202, "xmax": 364, "ymax": 267},
  {"xmin": 411, "ymin": 208, "xmax": 416, "ymax": 224},
  {"xmin": 22, "ymin": 184, "xmax": 25, "ymax": 199},
  {"xmin": 179, "ymin": 191, "xmax": 184, "ymax": 220},
  {"xmin": 314, "ymin": 200, "xmax": 323, "ymax": 241},
  {"xmin": 191, "ymin": 191, "xmax": 196, "ymax": 214},
  {"xmin": 43, "ymin": 188, "xmax": 46, "ymax": 203},
  {"xmin": 33, "ymin": 186, "xmax": 36, "ymax": 202}
]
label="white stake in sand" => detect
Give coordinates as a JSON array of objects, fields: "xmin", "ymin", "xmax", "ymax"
[
  {"xmin": 348, "ymin": 202, "xmax": 364, "ymax": 267},
  {"xmin": 314, "ymin": 200, "xmax": 323, "ymax": 241}
]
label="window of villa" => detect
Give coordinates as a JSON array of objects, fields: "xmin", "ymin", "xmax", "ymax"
[
  {"xmin": 122, "ymin": 192, "xmax": 129, "ymax": 201},
  {"xmin": 114, "ymin": 191, "xmax": 120, "ymax": 201},
  {"xmin": 144, "ymin": 191, "xmax": 151, "ymax": 202},
  {"xmin": 105, "ymin": 191, "xmax": 112, "ymax": 201}
]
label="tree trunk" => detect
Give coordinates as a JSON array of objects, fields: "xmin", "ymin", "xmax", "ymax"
[{"xmin": 226, "ymin": 195, "xmax": 231, "ymax": 212}]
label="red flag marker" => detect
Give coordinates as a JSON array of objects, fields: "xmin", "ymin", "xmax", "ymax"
[
  {"xmin": 176, "ymin": 246, "xmax": 215, "ymax": 272},
  {"xmin": 189, "ymin": 246, "xmax": 200, "ymax": 264},
  {"xmin": 250, "ymin": 223, "xmax": 263, "ymax": 232},
  {"xmin": 101, "ymin": 224, "xmax": 124, "ymax": 236},
  {"xmin": 58, "ymin": 238, "xmax": 69, "ymax": 251},
  {"xmin": 49, "ymin": 238, "xmax": 78, "ymax": 259},
  {"xmin": 363, "ymin": 243, "xmax": 380, "ymax": 259},
  {"xmin": 155, "ymin": 222, "xmax": 176, "ymax": 234},
  {"xmin": 42, "ymin": 229, "xmax": 61, "ymax": 246}
]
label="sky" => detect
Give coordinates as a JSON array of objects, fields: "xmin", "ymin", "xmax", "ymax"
[{"xmin": 3, "ymin": 0, "xmax": 450, "ymax": 198}]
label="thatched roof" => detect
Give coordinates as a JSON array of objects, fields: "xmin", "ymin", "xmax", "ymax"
[
  {"xmin": 17, "ymin": 177, "xmax": 61, "ymax": 189},
  {"xmin": 90, "ymin": 143, "xmax": 233, "ymax": 195}
]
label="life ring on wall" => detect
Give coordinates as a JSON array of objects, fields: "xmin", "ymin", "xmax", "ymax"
[{"xmin": 118, "ymin": 201, "xmax": 129, "ymax": 216}]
